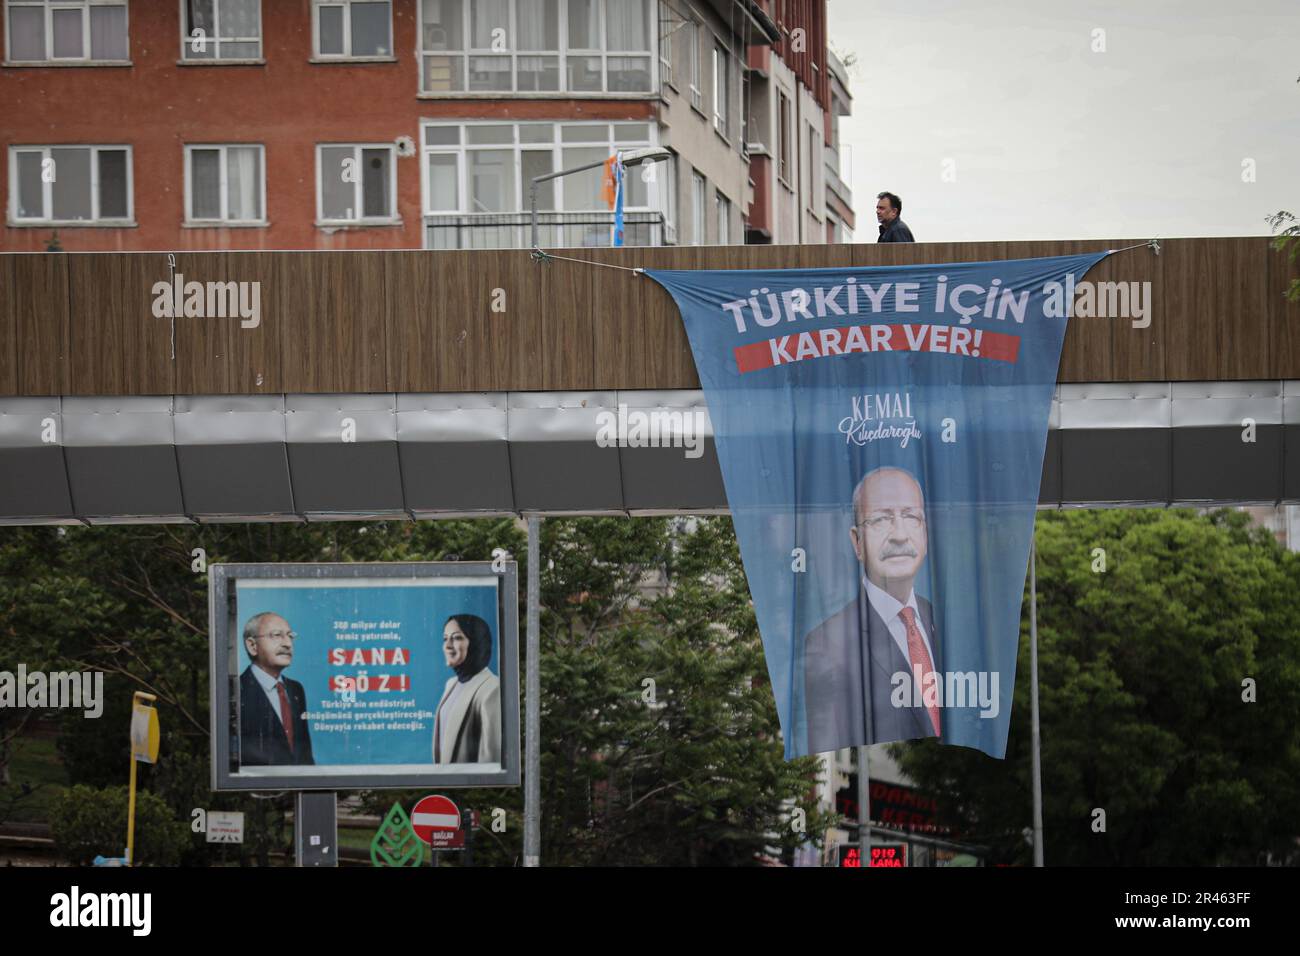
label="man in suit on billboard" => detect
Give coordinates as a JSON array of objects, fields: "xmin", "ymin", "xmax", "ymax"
[
  {"xmin": 804, "ymin": 466, "xmax": 944, "ymax": 753},
  {"xmin": 239, "ymin": 611, "xmax": 315, "ymax": 766}
]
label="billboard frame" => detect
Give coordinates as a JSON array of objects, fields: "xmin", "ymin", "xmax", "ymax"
[{"xmin": 209, "ymin": 561, "xmax": 520, "ymax": 792}]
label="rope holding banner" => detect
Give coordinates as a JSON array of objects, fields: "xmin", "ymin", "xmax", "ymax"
[
  {"xmin": 1107, "ymin": 238, "xmax": 1161, "ymax": 256},
  {"xmin": 528, "ymin": 247, "xmax": 644, "ymax": 274}
]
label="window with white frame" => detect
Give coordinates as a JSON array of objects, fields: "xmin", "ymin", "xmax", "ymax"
[
  {"xmin": 314, "ymin": 1, "xmax": 392, "ymax": 58},
  {"xmin": 181, "ymin": 0, "xmax": 262, "ymax": 61},
  {"xmin": 185, "ymin": 145, "xmax": 265, "ymax": 223},
  {"xmin": 657, "ymin": 0, "xmax": 672, "ymax": 87},
  {"xmin": 657, "ymin": 151, "xmax": 676, "ymax": 240},
  {"xmin": 419, "ymin": 0, "xmax": 653, "ymax": 94},
  {"xmin": 777, "ymin": 91, "xmax": 791, "ymax": 185},
  {"xmin": 807, "ymin": 123, "xmax": 819, "ymax": 213},
  {"xmin": 685, "ymin": 17, "xmax": 700, "ymax": 109},
  {"xmin": 714, "ymin": 189, "xmax": 729, "ymax": 245},
  {"xmin": 802, "ymin": 122, "xmax": 812, "ymax": 205},
  {"xmin": 690, "ymin": 169, "xmax": 705, "ymax": 245},
  {"xmin": 420, "ymin": 121, "xmax": 657, "ymax": 215},
  {"xmin": 317, "ymin": 144, "xmax": 397, "ymax": 222},
  {"xmin": 8, "ymin": 145, "xmax": 131, "ymax": 223},
  {"xmin": 711, "ymin": 41, "xmax": 728, "ymax": 137},
  {"xmin": 5, "ymin": 0, "xmax": 128, "ymax": 62},
  {"xmin": 741, "ymin": 69, "xmax": 755, "ymax": 156}
]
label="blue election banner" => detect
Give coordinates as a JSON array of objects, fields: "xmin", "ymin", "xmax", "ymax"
[
  {"xmin": 646, "ymin": 253, "xmax": 1109, "ymax": 759},
  {"xmin": 234, "ymin": 577, "xmax": 500, "ymax": 769}
]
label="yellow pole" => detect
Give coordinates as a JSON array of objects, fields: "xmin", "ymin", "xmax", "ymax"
[
  {"xmin": 126, "ymin": 751, "xmax": 138, "ymax": 866},
  {"xmin": 126, "ymin": 692, "xmax": 157, "ymax": 867}
]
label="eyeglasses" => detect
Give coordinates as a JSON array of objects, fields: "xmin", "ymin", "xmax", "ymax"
[
  {"xmin": 259, "ymin": 629, "xmax": 296, "ymax": 641},
  {"xmin": 858, "ymin": 510, "xmax": 925, "ymax": 533}
]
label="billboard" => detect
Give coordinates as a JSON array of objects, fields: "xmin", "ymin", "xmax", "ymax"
[
  {"xmin": 646, "ymin": 253, "xmax": 1108, "ymax": 758},
  {"xmin": 209, "ymin": 562, "xmax": 520, "ymax": 791}
]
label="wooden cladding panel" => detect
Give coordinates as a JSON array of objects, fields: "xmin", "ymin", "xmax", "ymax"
[
  {"xmin": 1163, "ymin": 238, "xmax": 1270, "ymax": 381},
  {"xmin": 0, "ymin": 239, "xmax": 1291, "ymax": 396},
  {"xmin": 385, "ymin": 250, "xmax": 515, "ymax": 393},
  {"xmin": 1269, "ymin": 237, "xmax": 1300, "ymax": 379},
  {"xmin": 0, "ymin": 258, "xmax": 14, "ymax": 394},
  {"xmin": 277, "ymin": 253, "xmax": 387, "ymax": 394},
  {"xmin": 221, "ymin": 252, "xmax": 285, "ymax": 395},
  {"xmin": 10, "ymin": 255, "xmax": 70, "ymax": 395},
  {"xmin": 67, "ymin": 254, "xmax": 173, "ymax": 395},
  {"xmin": 173, "ymin": 252, "xmax": 231, "ymax": 394}
]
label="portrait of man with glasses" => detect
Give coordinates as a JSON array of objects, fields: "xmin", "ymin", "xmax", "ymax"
[
  {"xmin": 803, "ymin": 465, "xmax": 945, "ymax": 753},
  {"xmin": 238, "ymin": 611, "xmax": 315, "ymax": 766}
]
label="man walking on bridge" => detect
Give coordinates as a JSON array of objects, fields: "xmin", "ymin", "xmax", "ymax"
[{"xmin": 876, "ymin": 192, "xmax": 915, "ymax": 242}]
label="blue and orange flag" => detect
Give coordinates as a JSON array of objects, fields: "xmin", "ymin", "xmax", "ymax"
[{"xmin": 602, "ymin": 154, "xmax": 625, "ymax": 247}]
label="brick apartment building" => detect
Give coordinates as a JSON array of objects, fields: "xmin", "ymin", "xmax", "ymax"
[{"xmin": 1, "ymin": 0, "xmax": 853, "ymax": 253}]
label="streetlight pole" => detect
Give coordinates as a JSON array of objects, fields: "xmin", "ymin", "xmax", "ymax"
[{"xmin": 529, "ymin": 147, "xmax": 672, "ymax": 250}]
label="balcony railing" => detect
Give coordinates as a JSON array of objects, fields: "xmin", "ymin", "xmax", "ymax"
[{"xmin": 425, "ymin": 211, "xmax": 666, "ymax": 250}]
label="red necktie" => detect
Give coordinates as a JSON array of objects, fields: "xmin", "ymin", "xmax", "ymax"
[
  {"xmin": 276, "ymin": 680, "xmax": 295, "ymax": 752},
  {"xmin": 898, "ymin": 607, "xmax": 941, "ymax": 736}
]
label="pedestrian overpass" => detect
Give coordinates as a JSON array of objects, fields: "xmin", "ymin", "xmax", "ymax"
[{"xmin": 1, "ymin": 237, "xmax": 1297, "ymax": 523}]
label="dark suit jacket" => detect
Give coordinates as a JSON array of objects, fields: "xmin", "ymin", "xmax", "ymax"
[
  {"xmin": 239, "ymin": 666, "xmax": 315, "ymax": 766},
  {"xmin": 803, "ymin": 591, "xmax": 943, "ymax": 753}
]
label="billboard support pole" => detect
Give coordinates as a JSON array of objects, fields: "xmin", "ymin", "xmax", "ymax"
[
  {"xmin": 524, "ymin": 515, "xmax": 542, "ymax": 867},
  {"xmin": 295, "ymin": 791, "xmax": 338, "ymax": 867},
  {"xmin": 1029, "ymin": 534, "xmax": 1045, "ymax": 867}
]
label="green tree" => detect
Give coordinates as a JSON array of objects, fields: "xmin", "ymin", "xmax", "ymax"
[
  {"xmin": 892, "ymin": 509, "xmax": 1300, "ymax": 865},
  {"xmin": 533, "ymin": 516, "xmax": 832, "ymax": 865}
]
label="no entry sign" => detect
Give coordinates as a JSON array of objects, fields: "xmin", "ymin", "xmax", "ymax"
[{"xmin": 411, "ymin": 795, "xmax": 464, "ymax": 849}]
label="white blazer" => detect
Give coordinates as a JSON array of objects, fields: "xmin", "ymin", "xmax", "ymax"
[{"xmin": 433, "ymin": 669, "xmax": 501, "ymax": 764}]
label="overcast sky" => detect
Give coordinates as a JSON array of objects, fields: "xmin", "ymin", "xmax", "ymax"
[{"xmin": 830, "ymin": 0, "xmax": 1300, "ymax": 242}]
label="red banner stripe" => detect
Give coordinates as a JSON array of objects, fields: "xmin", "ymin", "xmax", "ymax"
[{"xmin": 733, "ymin": 323, "xmax": 1020, "ymax": 374}]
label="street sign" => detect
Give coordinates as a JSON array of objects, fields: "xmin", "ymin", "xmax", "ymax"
[
  {"xmin": 129, "ymin": 699, "xmax": 159, "ymax": 764},
  {"xmin": 206, "ymin": 811, "xmax": 245, "ymax": 844},
  {"xmin": 411, "ymin": 794, "xmax": 465, "ymax": 850}
]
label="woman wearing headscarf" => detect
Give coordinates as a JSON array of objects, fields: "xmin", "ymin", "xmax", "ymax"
[{"xmin": 432, "ymin": 614, "xmax": 501, "ymax": 764}]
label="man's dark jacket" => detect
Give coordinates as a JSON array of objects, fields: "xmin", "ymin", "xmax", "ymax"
[
  {"xmin": 878, "ymin": 218, "xmax": 915, "ymax": 242},
  {"xmin": 803, "ymin": 592, "xmax": 942, "ymax": 753},
  {"xmin": 239, "ymin": 666, "xmax": 315, "ymax": 766}
]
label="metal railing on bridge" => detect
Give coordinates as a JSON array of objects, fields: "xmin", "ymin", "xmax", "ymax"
[{"xmin": 425, "ymin": 211, "xmax": 666, "ymax": 250}]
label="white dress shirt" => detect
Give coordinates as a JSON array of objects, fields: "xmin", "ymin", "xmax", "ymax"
[
  {"xmin": 862, "ymin": 575, "xmax": 937, "ymax": 676},
  {"xmin": 249, "ymin": 663, "xmax": 285, "ymax": 723}
]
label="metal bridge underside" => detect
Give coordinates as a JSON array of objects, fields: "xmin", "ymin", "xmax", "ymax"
[{"xmin": 1, "ymin": 382, "xmax": 1296, "ymax": 524}]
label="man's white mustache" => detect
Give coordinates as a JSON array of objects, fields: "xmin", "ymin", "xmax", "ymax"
[{"xmin": 880, "ymin": 548, "xmax": 917, "ymax": 558}]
